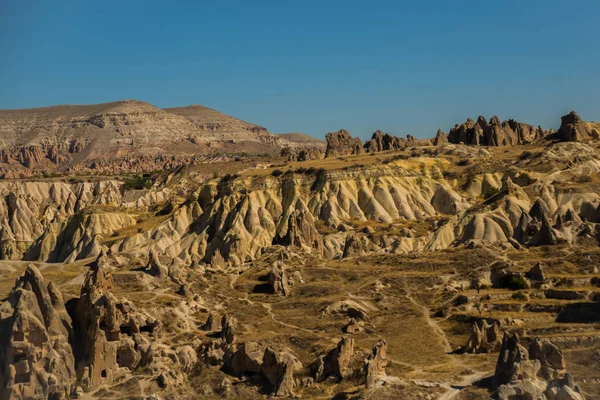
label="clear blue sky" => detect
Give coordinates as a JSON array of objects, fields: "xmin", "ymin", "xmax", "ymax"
[{"xmin": 1, "ymin": 0, "xmax": 599, "ymax": 140}]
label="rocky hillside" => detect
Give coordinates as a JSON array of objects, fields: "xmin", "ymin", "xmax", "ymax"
[
  {"xmin": 0, "ymin": 101, "xmax": 323, "ymax": 178},
  {"xmin": 1, "ymin": 133, "xmax": 600, "ymax": 398}
]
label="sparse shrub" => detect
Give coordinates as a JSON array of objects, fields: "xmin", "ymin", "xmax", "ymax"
[
  {"xmin": 512, "ymin": 291, "xmax": 528, "ymax": 301},
  {"xmin": 519, "ymin": 151, "xmax": 533, "ymax": 160},
  {"xmin": 484, "ymin": 187, "xmax": 501, "ymax": 199},
  {"xmin": 443, "ymin": 170, "xmax": 457, "ymax": 179},
  {"xmin": 295, "ymin": 167, "xmax": 307, "ymax": 174},
  {"xmin": 156, "ymin": 202, "xmax": 173, "ymax": 216},
  {"xmin": 280, "ymin": 147, "xmax": 291, "ymax": 157},
  {"xmin": 457, "ymin": 159, "xmax": 470, "ymax": 166},
  {"xmin": 221, "ymin": 173, "xmax": 239, "ymax": 182},
  {"xmin": 576, "ymin": 175, "xmax": 593, "ymax": 183},
  {"xmin": 506, "ymin": 275, "xmax": 529, "ymax": 291},
  {"xmin": 271, "ymin": 169, "xmax": 284, "ymax": 177},
  {"xmin": 310, "ymin": 168, "xmax": 327, "ymax": 191},
  {"xmin": 123, "ymin": 175, "xmax": 153, "ymax": 190},
  {"xmin": 555, "ymin": 278, "xmax": 573, "ymax": 287}
]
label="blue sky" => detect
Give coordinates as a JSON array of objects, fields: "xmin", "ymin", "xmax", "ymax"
[{"xmin": 1, "ymin": 0, "xmax": 599, "ymax": 140}]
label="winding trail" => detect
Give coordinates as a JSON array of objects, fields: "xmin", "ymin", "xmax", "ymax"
[{"xmin": 437, "ymin": 370, "xmax": 492, "ymax": 400}]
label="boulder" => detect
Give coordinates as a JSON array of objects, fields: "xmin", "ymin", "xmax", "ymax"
[
  {"xmin": 526, "ymin": 262, "xmax": 546, "ymax": 282},
  {"xmin": 343, "ymin": 318, "xmax": 365, "ymax": 334},
  {"xmin": 201, "ymin": 314, "xmax": 221, "ymax": 332}
]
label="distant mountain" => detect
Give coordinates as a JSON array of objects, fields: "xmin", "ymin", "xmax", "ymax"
[{"xmin": 0, "ymin": 100, "xmax": 323, "ymax": 177}]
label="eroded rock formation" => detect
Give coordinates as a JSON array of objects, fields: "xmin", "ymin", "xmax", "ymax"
[
  {"xmin": 448, "ymin": 116, "xmax": 545, "ymax": 146},
  {"xmin": 0, "ymin": 265, "xmax": 75, "ymax": 400},
  {"xmin": 492, "ymin": 333, "xmax": 584, "ymax": 400},
  {"xmin": 325, "ymin": 129, "xmax": 364, "ymax": 157}
]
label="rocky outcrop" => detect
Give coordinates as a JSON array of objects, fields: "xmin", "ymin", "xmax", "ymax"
[
  {"xmin": 325, "ymin": 129, "xmax": 364, "ymax": 157},
  {"xmin": 274, "ymin": 208, "xmax": 324, "ymax": 255},
  {"xmin": 262, "ymin": 347, "xmax": 301, "ymax": 397},
  {"xmin": 343, "ymin": 318, "xmax": 365, "ymax": 334},
  {"xmin": 558, "ymin": 111, "xmax": 600, "ymax": 142},
  {"xmin": 73, "ymin": 252, "xmax": 160, "ymax": 387},
  {"xmin": 221, "ymin": 315, "xmax": 238, "ymax": 344},
  {"xmin": 364, "ymin": 131, "xmax": 405, "ymax": 153},
  {"xmin": 313, "ymin": 337, "xmax": 354, "ymax": 382},
  {"xmin": 145, "ymin": 249, "xmax": 168, "ymax": 278},
  {"xmin": 268, "ymin": 261, "xmax": 290, "ymax": 296},
  {"xmin": 224, "ymin": 343, "xmax": 302, "ymax": 397},
  {"xmin": 448, "ymin": 116, "xmax": 545, "ymax": 146},
  {"xmin": 526, "ymin": 262, "xmax": 546, "ymax": 282},
  {"xmin": 433, "ymin": 129, "xmax": 448, "ymax": 146},
  {"xmin": 364, "ymin": 339, "xmax": 388, "ymax": 389},
  {"xmin": 464, "ymin": 320, "xmax": 501, "ymax": 353},
  {"xmin": 492, "ymin": 333, "xmax": 584, "ymax": 400},
  {"xmin": 0, "ymin": 265, "xmax": 75, "ymax": 400},
  {"xmin": 342, "ymin": 233, "xmax": 380, "ymax": 258}
]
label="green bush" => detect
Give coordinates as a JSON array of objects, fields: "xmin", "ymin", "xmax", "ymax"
[
  {"xmin": 512, "ymin": 291, "xmax": 528, "ymax": 301},
  {"xmin": 484, "ymin": 187, "xmax": 501, "ymax": 199},
  {"xmin": 123, "ymin": 175, "xmax": 153, "ymax": 190},
  {"xmin": 506, "ymin": 275, "xmax": 529, "ymax": 290}
]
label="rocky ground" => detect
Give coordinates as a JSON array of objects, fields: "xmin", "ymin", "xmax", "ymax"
[{"xmin": 0, "ymin": 110, "xmax": 599, "ymax": 399}]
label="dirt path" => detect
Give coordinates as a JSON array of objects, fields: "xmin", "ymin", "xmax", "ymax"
[
  {"xmin": 406, "ymin": 293, "xmax": 453, "ymax": 354},
  {"xmin": 437, "ymin": 370, "xmax": 492, "ymax": 400}
]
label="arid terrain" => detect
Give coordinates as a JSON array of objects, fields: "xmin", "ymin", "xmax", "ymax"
[{"xmin": 0, "ymin": 104, "xmax": 599, "ymax": 400}]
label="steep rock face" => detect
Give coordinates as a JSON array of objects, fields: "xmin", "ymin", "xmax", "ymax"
[
  {"xmin": 313, "ymin": 337, "xmax": 354, "ymax": 382},
  {"xmin": 492, "ymin": 334, "xmax": 584, "ymax": 400},
  {"xmin": 268, "ymin": 261, "xmax": 289, "ymax": 296},
  {"xmin": 72, "ymin": 253, "xmax": 160, "ymax": 387},
  {"xmin": 364, "ymin": 131, "xmax": 405, "ymax": 152},
  {"xmin": 558, "ymin": 111, "xmax": 600, "ymax": 142},
  {"xmin": 261, "ymin": 347, "xmax": 302, "ymax": 397},
  {"xmin": 112, "ymin": 165, "xmax": 469, "ymax": 265},
  {"xmin": 325, "ymin": 130, "xmax": 364, "ymax": 158},
  {"xmin": 364, "ymin": 339, "xmax": 388, "ymax": 389},
  {"xmin": 0, "ymin": 265, "xmax": 75, "ymax": 400},
  {"xmin": 448, "ymin": 116, "xmax": 544, "ymax": 146},
  {"xmin": 0, "ymin": 180, "xmax": 166, "ymax": 261},
  {"xmin": 444, "ymin": 181, "xmax": 600, "ymax": 249}
]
